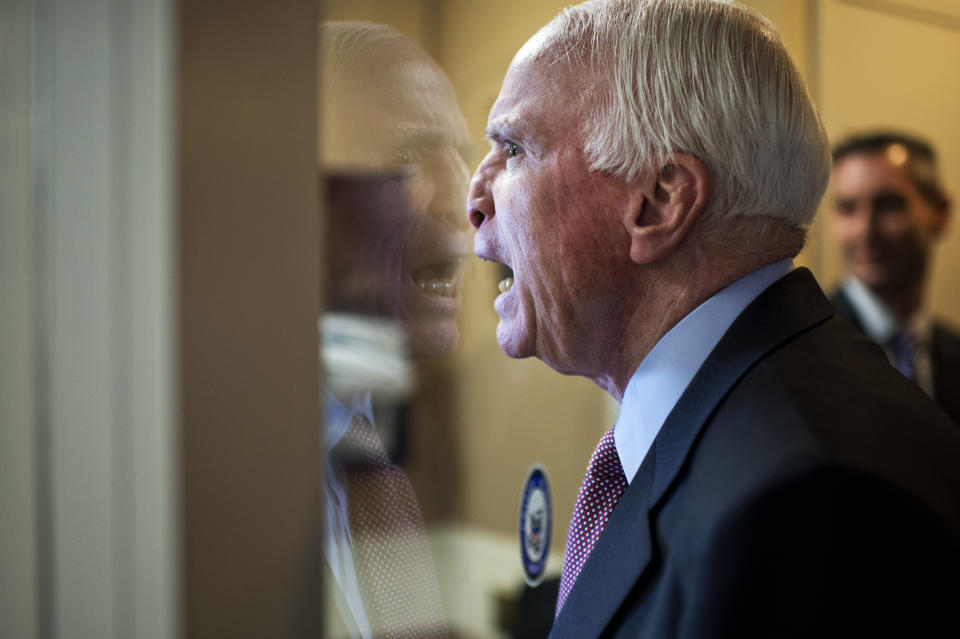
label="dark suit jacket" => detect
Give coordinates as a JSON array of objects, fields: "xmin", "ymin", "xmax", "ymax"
[
  {"xmin": 830, "ymin": 287, "xmax": 960, "ymax": 426},
  {"xmin": 550, "ymin": 268, "xmax": 960, "ymax": 638}
]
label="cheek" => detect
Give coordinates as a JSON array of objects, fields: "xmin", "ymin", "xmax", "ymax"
[
  {"xmin": 833, "ymin": 220, "xmax": 860, "ymax": 249},
  {"xmin": 399, "ymin": 171, "xmax": 434, "ymax": 218},
  {"xmin": 832, "ymin": 214, "xmax": 869, "ymax": 250},
  {"xmin": 875, "ymin": 215, "xmax": 917, "ymax": 244},
  {"xmin": 905, "ymin": 208, "xmax": 942, "ymax": 245},
  {"xmin": 497, "ymin": 160, "xmax": 624, "ymax": 288},
  {"xmin": 497, "ymin": 178, "xmax": 540, "ymax": 257}
]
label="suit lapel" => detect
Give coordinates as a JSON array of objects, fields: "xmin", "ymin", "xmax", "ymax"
[
  {"xmin": 549, "ymin": 268, "xmax": 835, "ymax": 638},
  {"xmin": 650, "ymin": 268, "xmax": 834, "ymax": 507}
]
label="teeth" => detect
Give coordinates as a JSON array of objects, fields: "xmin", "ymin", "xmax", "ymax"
[
  {"xmin": 418, "ymin": 279, "xmax": 456, "ymax": 297},
  {"xmin": 498, "ymin": 277, "xmax": 514, "ymax": 294}
]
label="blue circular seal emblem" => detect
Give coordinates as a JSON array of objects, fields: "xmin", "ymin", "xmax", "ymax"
[{"xmin": 519, "ymin": 464, "xmax": 552, "ymax": 587}]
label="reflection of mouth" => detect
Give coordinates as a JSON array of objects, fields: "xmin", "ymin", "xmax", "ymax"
[{"xmin": 412, "ymin": 259, "xmax": 465, "ymax": 297}]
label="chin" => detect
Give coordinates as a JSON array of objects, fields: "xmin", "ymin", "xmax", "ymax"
[
  {"xmin": 496, "ymin": 322, "xmax": 534, "ymax": 360},
  {"xmin": 408, "ymin": 321, "xmax": 459, "ymax": 359},
  {"xmin": 853, "ymin": 265, "xmax": 895, "ymax": 291}
]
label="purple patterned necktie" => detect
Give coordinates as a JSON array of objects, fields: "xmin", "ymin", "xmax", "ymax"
[
  {"xmin": 556, "ymin": 427, "xmax": 629, "ymax": 618},
  {"xmin": 335, "ymin": 413, "xmax": 449, "ymax": 638},
  {"xmin": 888, "ymin": 330, "xmax": 917, "ymax": 382}
]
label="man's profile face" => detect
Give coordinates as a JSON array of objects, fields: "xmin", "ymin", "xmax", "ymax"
[
  {"xmin": 323, "ymin": 41, "xmax": 472, "ymax": 358},
  {"xmin": 467, "ymin": 40, "xmax": 635, "ymax": 376},
  {"xmin": 831, "ymin": 149, "xmax": 948, "ymax": 294}
]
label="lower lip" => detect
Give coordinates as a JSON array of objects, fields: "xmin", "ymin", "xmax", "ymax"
[{"xmin": 493, "ymin": 280, "xmax": 516, "ymax": 316}]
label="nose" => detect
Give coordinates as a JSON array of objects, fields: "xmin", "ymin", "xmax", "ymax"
[
  {"xmin": 857, "ymin": 205, "xmax": 882, "ymax": 243},
  {"xmin": 840, "ymin": 203, "xmax": 873, "ymax": 241},
  {"xmin": 466, "ymin": 152, "xmax": 495, "ymax": 230}
]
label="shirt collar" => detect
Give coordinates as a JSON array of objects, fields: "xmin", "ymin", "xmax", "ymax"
[
  {"xmin": 842, "ymin": 277, "xmax": 899, "ymax": 342},
  {"xmin": 842, "ymin": 277, "xmax": 931, "ymax": 344},
  {"xmin": 615, "ymin": 259, "xmax": 795, "ymax": 483},
  {"xmin": 323, "ymin": 390, "xmax": 374, "ymax": 452}
]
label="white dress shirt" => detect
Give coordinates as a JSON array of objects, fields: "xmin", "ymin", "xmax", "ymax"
[
  {"xmin": 615, "ymin": 259, "xmax": 795, "ymax": 484},
  {"xmin": 324, "ymin": 391, "xmax": 374, "ymax": 639},
  {"xmin": 321, "ymin": 312, "xmax": 416, "ymax": 638},
  {"xmin": 841, "ymin": 277, "xmax": 934, "ymax": 397}
]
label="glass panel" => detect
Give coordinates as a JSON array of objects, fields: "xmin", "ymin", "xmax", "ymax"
[{"xmin": 317, "ymin": 6, "xmax": 611, "ymax": 637}]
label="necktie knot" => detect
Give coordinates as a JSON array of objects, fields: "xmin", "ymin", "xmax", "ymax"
[
  {"xmin": 587, "ymin": 428, "xmax": 624, "ymax": 480},
  {"xmin": 887, "ymin": 329, "xmax": 917, "ymax": 382},
  {"xmin": 332, "ymin": 412, "xmax": 391, "ymax": 470}
]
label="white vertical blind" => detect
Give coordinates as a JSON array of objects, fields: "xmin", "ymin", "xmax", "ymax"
[{"xmin": 31, "ymin": 0, "xmax": 178, "ymax": 637}]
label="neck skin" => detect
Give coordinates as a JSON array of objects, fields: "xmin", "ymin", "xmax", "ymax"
[
  {"xmin": 867, "ymin": 273, "xmax": 926, "ymax": 324},
  {"xmin": 588, "ymin": 229, "xmax": 802, "ymax": 402}
]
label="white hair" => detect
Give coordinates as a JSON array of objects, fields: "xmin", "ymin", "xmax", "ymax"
[{"xmin": 537, "ymin": 0, "xmax": 830, "ymax": 240}]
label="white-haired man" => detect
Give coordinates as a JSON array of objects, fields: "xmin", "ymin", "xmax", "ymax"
[{"xmin": 467, "ymin": 1, "xmax": 960, "ymax": 636}]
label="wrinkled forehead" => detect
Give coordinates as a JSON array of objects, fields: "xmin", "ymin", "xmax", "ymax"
[
  {"xmin": 509, "ymin": 21, "xmax": 601, "ymax": 109},
  {"xmin": 487, "ymin": 29, "xmax": 597, "ymax": 150},
  {"xmin": 831, "ymin": 152, "xmax": 918, "ymax": 194},
  {"xmin": 512, "ymin": 20, "xmax": 592, "ymax": 78},
  {"xmin": 836, "ymin": 152, "xmax": 946, "ymax": 209},
  {"xmin": 514, "ymin": 25, "xmax": 556, "ymax": 66}
]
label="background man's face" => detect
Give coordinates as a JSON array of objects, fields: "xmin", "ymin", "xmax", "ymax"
[
  {"xmin": 831, "ymin": 150, "xmax": 948, "ymax": 294},
  {"xmin": 468, "ymin": 46, "xmax": 636, "ymax": 376},
  {"xmin": 323, "ymin": 43, "xmax": 472, "ymax": 358}
]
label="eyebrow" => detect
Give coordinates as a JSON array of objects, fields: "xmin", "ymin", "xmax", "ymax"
[
  {"xmin": 383, "ymin": 123, "xmax": 477, "ymax": 163},
  {"xmin": 484, "ymin": 116, "xmax": 521, "ymax": 143},
  {"xmin": 484, "ymin": 126, "xmax": 505, "ymax": 144},
  {"xmin": 384, "ymin": 123, "xmax": 444, "ymax": 146}
]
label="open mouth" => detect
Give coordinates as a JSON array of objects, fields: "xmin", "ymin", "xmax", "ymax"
[
  {"xmin": 412, "ymin": 259, "xmax": 465, "ymax": 297},
  {"xmin": 475, "ymin": 246, "xmax": 514, "ymax": 297},
  {"xmin": 497, "ymin": 265, "xmax": 514, "ymax": 294}
]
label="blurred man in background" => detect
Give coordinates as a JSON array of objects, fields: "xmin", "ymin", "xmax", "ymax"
[{"xmin": 829, "ymin": 131, "xmax": 959, "ymax": 424}]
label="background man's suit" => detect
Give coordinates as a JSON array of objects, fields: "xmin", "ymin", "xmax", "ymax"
[
  {"xmin": 830, "ymin": 288, "xmax": 960, "ymax": 426},
  {"xmin": 550, "ymin": 269, "xmax": 960, "ymax": 638}
]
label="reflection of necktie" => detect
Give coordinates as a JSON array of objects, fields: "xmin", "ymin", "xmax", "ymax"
[
  {"xmin": 888, "ymin": 330, "xmax": 917, "ymax": 382},
  {"xmin": 335, "ymin": 413, "xmax": 448, "ymax": 638},
  {"xmin": 556, "ymin": 427, "xmax": 628, "ymax": 618}
]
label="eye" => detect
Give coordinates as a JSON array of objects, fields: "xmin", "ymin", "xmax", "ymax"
[
  {"xmin": 873, "ymin": 192, "xmax": 907, "ymax": 215},
  {"xmin": 391, "ymin": 148, "xmax": 419, "ymax": 165},
  {"xmin": 506, "ymin": 142, "xmax": 522, "ymax": 158},
  {"xmin": 834, "ymin": 199, "xmax": 856, "ymax": 216}
]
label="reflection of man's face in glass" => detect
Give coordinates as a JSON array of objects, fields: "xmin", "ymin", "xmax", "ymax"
[{"xmin": 322, "ymin": 29, "xmax": 472, "ymax": 358}]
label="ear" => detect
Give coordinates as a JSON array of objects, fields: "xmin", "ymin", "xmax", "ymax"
[
  {"xmin": 931, "ymin": 192, "xmax": 952, "ymax": 238},
  {"xmin": 622, "ymin": 154, "xmax": 710, "ymax": 265}
]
